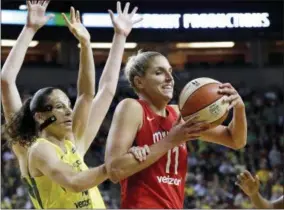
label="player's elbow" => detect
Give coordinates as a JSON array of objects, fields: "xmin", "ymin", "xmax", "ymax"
[
  {"xmin": 69, "ymin": 184, "xmax": 83, "ymax": 193},
  {"xmin": 232, "ymin": 137, "xmax": 247, "ymax": 150},
  {"xmin": 68, "ymin": 179, "xmax": 86, "ymax": 193},
  {"xmin": 105, "ymin": 160, "xmax": 123, "ymax": 184},
  {"xmin": 226, "ymin": 128, "xmax": 246, "ymax": 150}
]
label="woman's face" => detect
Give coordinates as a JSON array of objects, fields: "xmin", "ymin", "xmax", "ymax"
[
  {"xmin": 37, "ymin": 89, "xmax": 73, "ymax": 137},
  {"xmin": 137, "ymin": 55, "xmax": 174, "ymax": 102}
]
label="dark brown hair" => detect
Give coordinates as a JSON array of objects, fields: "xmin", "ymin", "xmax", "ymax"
[{"xmin": 3, "ymin": 87, "xmax": 57, "ymax": 147}]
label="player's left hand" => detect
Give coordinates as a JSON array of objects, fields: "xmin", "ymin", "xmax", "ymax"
[
  {"xmin": 218, "ymin": 83, "xmax": 245, "ymax": 111},
  {"xmin": 128, "ymin": 145, "xmax": 150, "ymax": 162},
  {"xmin": 62, "ymin": 7, "xmax": 91, "ymax": 45}
]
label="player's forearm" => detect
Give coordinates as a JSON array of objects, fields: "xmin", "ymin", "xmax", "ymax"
[
  {"xmin": 106, "ymin": 138, "xmax": 176, "ymax": 183},
  {"xmin": 71, "ymin": 164, "xmax": 108, "ymax": 192},
  {"xmin": 77, "ymin": 41, "xmax": 95, "ymax": 97},
  {"xmin": 1, "ymin": 26, "xmax": 36, "ymax": 122},
  {"xmin": 1, "ymin": 26, "xmax": 36, "ymax": 83},
  {"xmin": 98, "ymin": 33, "xmax": 126, "ymax": 96},
  {"xmin": 249, "ymin": 192, "xmax": 273, "ymax": 209},
  {"xmin": 228, "ymin": 106, "xmax": 247, "ymax": 149}
]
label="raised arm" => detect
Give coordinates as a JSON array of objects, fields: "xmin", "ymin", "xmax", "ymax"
[
  {"xmin": 61, "ymin": 7, "xmax": 94, "ymax": 149},
  {"xmin": 105, "ymin": 99, "xmax": 208, "ymax": 183},
  {"xmin": 1, "ymin": 1, "xmax": 53, "ymax": 156},
  {"xmin": 199, "ymin": 83, "xmax": 247, "ymax": 149},
  {"xmin": 1, "ymin": 0, "xmax": 53, "ymax": 123},
  {"xmin": 78, "ymin": 2, "xmax": 143, "ymax": 157},
  {"xmin": 30, "ymin": 141, "xmax": 108, "ymax": 193}
]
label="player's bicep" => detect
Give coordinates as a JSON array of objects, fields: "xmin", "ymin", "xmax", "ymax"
[
  {"xmin": 105, "ymin": 99, "xmax": 142, "ymax": 162},
  {"xmin": 31, "ymin": 143, "xmax": 75, "ymax": 191}
]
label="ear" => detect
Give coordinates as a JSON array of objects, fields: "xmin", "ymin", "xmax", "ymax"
[
  {"xmin": 34, "ymin": 112, "xmax": 45, "ymax": 124},
  {"xmin": 133, "ymin": 75, "xmax": 144, "ymax": 91}
]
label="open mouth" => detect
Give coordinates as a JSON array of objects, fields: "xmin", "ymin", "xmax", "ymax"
[{"xmin": 162, "ymin": 85, "xmax": 173, "ymax": 90}]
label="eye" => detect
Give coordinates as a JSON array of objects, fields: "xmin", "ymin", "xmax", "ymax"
[
  {"xmin": 155, "ymin": 70, "xmax": 162, "ymax": 75},
  {"xmin": 55, "ymin": 104, "xmax": 63, "ymax": 109}
]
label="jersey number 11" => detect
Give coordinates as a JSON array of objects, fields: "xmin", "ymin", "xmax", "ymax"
[{"xmin": 165, "ymin": 146, "xmax": 179, "ymax": 174}]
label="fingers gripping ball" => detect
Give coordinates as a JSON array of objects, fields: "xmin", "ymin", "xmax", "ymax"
[{"xmin": 178, "ymin": 77, "xmax": 229, "ymax": 128}]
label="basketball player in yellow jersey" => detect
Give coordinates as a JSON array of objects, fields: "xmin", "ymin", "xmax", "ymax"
[{"xmin": 2, "ymin": 1, "xmax": 142, "ymax": 208}]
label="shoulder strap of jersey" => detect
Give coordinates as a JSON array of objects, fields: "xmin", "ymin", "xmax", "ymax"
[
  {"xmin": 167, "ymin": 105, "xmax": 179, "ymax": 119},
  {"xmin": 64, "ymin": 140, "xmax": 74, "ymax": 151},
  {"xmin": 136, "ymin": 99, "xmax": 147, "ymax": 110}
]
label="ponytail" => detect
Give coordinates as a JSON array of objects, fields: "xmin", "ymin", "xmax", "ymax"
[{"xmin": 3, "ymin": 98, "xmax": 38, "ymax": 147}]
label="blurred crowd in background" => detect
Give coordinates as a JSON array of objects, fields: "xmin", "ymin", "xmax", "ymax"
[{"xmin": 1, "ymin": 67, "xmax": 283, "ymax": 209}]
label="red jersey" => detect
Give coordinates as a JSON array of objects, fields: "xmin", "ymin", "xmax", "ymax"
[{"xmin": 120, "ymin": 100, "xmax": 188, "ymax": 209}]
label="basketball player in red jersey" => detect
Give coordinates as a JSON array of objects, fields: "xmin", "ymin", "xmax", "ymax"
[{"xmin": 105, "ymin": 51, "xmax": 247, "ymax": 208}]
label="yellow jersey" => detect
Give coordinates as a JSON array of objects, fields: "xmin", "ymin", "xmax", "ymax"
[{"xmin": 22, "ymin": 138, "xmax": 106, "ymax": 209}]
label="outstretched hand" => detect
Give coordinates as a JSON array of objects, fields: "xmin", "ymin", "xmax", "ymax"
[
  {"xmin": 62, "ymin": 7, "xmax": 91, "ymax": 44},
  {"xmin": 108, "ymin": 1, "xmax": 143, "ymax": 37},
  {"xmin": 235, "ymin": 170, "xmax": 260, "ymax": 197},
  {"xmin": 26, "ymin": 0, "xmax": 54, "ymax": 31}
]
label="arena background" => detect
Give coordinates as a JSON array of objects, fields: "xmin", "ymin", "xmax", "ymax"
[{"xmin": 1, "ymin": 0, "xmax": 283, "ymax": 208}]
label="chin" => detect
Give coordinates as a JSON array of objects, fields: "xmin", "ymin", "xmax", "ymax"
[
  {"xmin": 158, "ymin": 89, "xmax": 172, "ymax": 98},
  {"xmin": 63, "ymin": 130, "xmax": 73, "ymax": 138},
  {"xmin": 66, "ymin": 126, "xmax": 73, "ymax": 132},
  {"xmin": 62, "ymin": 126, "xmax": 72, "ymax": 133},
  {"xmin": 162, "ymin": 93, "xmax": 173, "ymax": 101}
]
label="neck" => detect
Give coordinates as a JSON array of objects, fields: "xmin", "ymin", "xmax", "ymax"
[{"xmin": 139, "ymin": 94, "xmax": 169, "ymax": 117}]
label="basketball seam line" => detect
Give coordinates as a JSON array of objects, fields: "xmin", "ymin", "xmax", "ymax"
[{"xmin": 179, "ymin": 82, "xmax": 219, "ymax": 115}]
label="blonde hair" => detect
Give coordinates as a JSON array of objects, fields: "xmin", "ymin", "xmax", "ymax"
[{"xmin": 124, "ymin": 50, "xmax": 163, "ymax": 92}]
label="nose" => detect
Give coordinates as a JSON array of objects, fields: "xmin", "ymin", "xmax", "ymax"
[
  {"xmin": 165, "ymin": 71, "xmax": 173, "ymax": 82},
  {"xmin": 65, "ymin": 107, "xmax": 72, "ymax": 116}
]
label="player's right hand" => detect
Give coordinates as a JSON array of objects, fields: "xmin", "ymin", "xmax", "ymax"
[
  {"xmin": 168, "ymin": 114, "xmax": 210, "ymax": 144},
  {"xmin": 26, "ymin": 0, "xmax": 54, "ymax": 32},
  {"xmin": 128, "ymin": 145, "xmax": 150, "ymax": 162},
  {"xmin": 108, "ymin": 2, "xmax": 143, "ymax": 37},
  {"xmin": 235, "ymin": 170, "xmax": 260, "ymax": 197}
]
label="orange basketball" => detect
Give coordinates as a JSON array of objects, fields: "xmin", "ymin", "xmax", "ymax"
[{"xmin": 178, "ymin": 77, "xmax": 229, "ymax": 128}]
